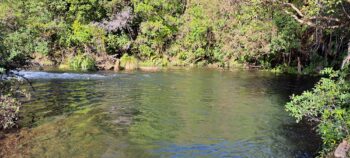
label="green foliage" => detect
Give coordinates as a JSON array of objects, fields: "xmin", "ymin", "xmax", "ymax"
[
  {"xmin": 120, "ymin": 54, "xmax": 137, "ymax": 63},
  {"xmin": 107, "ymin": 33, "xmax": 131, "ymax": 54},
  {"xmin": 67, "ymin": 20, "xmax": 105, "ymax": 47},
  {"xmin": 120, "ymin": 54, "xmax": 138, "ymax": 70},
  {"xmin": 271, "ymin": 14, "xmax": 303, "ymax": 54},
  {"xmin": 35, "ymin": 40, "xmax": 50, "ymax": 55},
  {"xmin": 168, "ymin": 4, "xmax": 216, "ymax": 63},
  {"xmin": 286, "ymin": 68, "xmax": 350, "ymax": 151},
  {"xmin": 70, "ymin": 20, "xmax": 94, "ymax": 45},
  {"xmin": 69, "ymin": 54, "xmax": 96, "ymax": 71},
  {"xmin": 1, "ymin": 0, "xmax": 349, "ymax": 72},
  {"xmin": 182, "ymin": 5, "xmax": 213, "ymax": 60},
  {"xmin": 3, "ymin": 29, "xmax": 34, "ymax": 61},
  {"xmin": 133, "ymin": 0, "xmax": 183, "ymax": 59},
  {"xmin": 65, "ymin": 0, "xmax": 107, "ymax": 22}
]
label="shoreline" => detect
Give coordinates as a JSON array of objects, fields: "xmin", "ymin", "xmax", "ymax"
[{"xmin": 27, "ymin": 62, "xmax": 322, "ymax": 76}]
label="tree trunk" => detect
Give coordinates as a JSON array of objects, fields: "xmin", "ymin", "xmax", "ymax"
[
  {"xmin": 297, "ymin": 57, "xmax": 302, "ymax": 74},
  {"xmin": 341, "ymin": 40, "xmax": 350, "ymax": 69}
]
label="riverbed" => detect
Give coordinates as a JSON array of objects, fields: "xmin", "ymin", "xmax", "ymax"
[{"xmin": 0, "ymin": 69, "xmax": 321, "ymax": 157}]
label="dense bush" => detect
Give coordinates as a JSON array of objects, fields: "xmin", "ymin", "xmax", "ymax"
[
  {"xmin": 286, "ymin": 68, "xmax": 350, "ymax": 152},
  {"xmin": 132, "ymin": 0, "xmax": 184, "ymax": 60},
  {"xmin": 120, "ymin": 54, "xmax": 138, "ymax": 70},
  {"xmin": 1, "ymin": 0, "xmax": 349, "ymax": 71},
  {"xmin": 170, "ymin": 4, "xmax": 214, "ymax": 63},
  {"xmin": 69, "ymin": 54, "xmax": 96, "ymax": 71},
  {"xmin": 106, "ymin": 33, "xmax": 131, "ymax": 55}
]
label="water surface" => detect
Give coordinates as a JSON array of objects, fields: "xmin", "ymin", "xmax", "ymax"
[{"xmin": 0, "ymin": 69, "xmax": 320, "ymax": 158}]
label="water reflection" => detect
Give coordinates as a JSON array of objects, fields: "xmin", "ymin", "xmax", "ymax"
[
  {"xmin": 0, "ymin": 69, "xmax": 320, "ymax": 158},
  {"xmin": 19, "ymin": 80, "xmax": 105, "ymax": 127}
]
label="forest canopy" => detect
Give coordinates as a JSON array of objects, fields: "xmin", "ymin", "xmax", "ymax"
[{"xmin": 0, "ymin": 0, "xmax": 349, "ymax": 73}]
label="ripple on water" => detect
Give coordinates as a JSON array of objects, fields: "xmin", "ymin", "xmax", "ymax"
[{"xmin": 0, "ymin": 69, "xmax": 320, "ymax": 158}]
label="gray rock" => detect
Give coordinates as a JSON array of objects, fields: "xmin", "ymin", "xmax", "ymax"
[{"xmin": 335, "ymin": 140, "xmax": 350, "ymax": 158}]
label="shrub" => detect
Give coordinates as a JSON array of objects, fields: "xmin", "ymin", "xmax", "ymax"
[
  {"xmin": 69, "ymin": 54, "xmax": 96, "ymax": 71},
  {"xmin": 3, "ymin": 29, "xmax": 34, "ymax": 62},
  {"xmin": 107, "ymin": 33, "xmax": 131, "ymax": 54},
  {"xmin": 132, "ymin": 0, "xmax": 184, "ymax": 59},
  {"xmin": 286, "ymin": 68, "xmax": 350, "ymax": 152},
  {"xmin": 120, "ymin": 54, "xmax": 138, "ymax": 70},
  {"xmin": 34, "ymin": 40, "xmax": 50, "ymax": 56}
]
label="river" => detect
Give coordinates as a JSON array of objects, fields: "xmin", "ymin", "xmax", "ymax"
[{"xmin": 0, "ymin": 69, "xmax": 321, "ymax": 158}]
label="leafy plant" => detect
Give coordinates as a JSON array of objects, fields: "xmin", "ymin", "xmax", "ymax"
[
  {"xmin": 107, "ymin": 33, "xmax": 131, "ymax": 54},
  {"xmin": 133, "ymin": 0, "xmax": 183, "ymax": 59},
  {"xmin": 286, "ymin": 68, "xmax": 350, "ymax": 151},
  {"xmin": 69, "ymin": 54, "xmax": 96, "ymax": 71},
  {"xmin": 120, "ymin": 54, "xmax": 138, "ymax": 70}
]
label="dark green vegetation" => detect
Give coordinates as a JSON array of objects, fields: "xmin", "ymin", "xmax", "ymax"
[
  {"xmin": 1, "ymin": 0, "xmax": 350, "ymax": 156},
  {"xmin": 277, "ymin": 2, "xmax": 350, "ymax": 153},
  {"xmin": 1, "ymin": 0, "xmax": 350, "ymax": 72},
  {"xmin": 287, "ymin": 68, "xmax": 350, "ymax": 154}
]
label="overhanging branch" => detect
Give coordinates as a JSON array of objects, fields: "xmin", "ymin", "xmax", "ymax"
[
  {"xmin": 282, "ymin": 2, "xmax": 344, "ymax": 29},
  {"xmin": 283, "ymin": 3, "xmax": 304, "ymax": 17}
]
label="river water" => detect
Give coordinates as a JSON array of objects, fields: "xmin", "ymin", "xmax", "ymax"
[{"xmin": 0, "ymin": 69, "xmax": 321, "ymax": 158}]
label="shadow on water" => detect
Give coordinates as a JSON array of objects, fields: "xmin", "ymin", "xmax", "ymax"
[
  {"xmin": 0, "ymin": 69, "xmax": 322, "ymax": 158},
  {"xmin": 266, "ymin": 74, "xmax": 322, "ymax": 158}
]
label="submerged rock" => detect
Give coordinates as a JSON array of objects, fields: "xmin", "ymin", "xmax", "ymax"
[{"xmin": 334, "ymin": 140, "xmax": 350, "ymax": 158}]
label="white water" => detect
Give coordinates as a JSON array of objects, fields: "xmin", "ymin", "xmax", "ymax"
[{"xmin": 13, "ymin": 71, "xmax": 114, "ymax": 80}]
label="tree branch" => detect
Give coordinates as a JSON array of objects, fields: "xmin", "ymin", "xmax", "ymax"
[
  {"xmin": 284, "ymin": 10, "xmax": 315, "ymax": 27},
  {"xmin": 341, "ymin": 2, "xmax": 350, "ymax": 20},
  {"xmin": 283, "ymin": 3, "xmax": 304, "ymax": 17},
  {"xmin": 281, "ymin": 2, "xmax": 345, "ymax": 29},
  {"xmin": 283, "ymin": 10, "xmax": 344, "ymax": 29}
]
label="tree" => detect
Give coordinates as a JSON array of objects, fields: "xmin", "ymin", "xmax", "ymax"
[{"xmin": 277, "ymin": 0, "xmax": 350, "ymax": 69}]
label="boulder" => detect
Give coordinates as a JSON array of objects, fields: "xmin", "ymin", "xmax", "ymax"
[
  {"xmin": 124, "ymin": 61, "xmax": 138, "ymax": 71},
  {"xmin": 335, "ymin": 140, "xmax": 350, "ymax": 158},
  {"xmin": 114, "ymin": 59, "xmax": 121, "ymax": 71}
]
